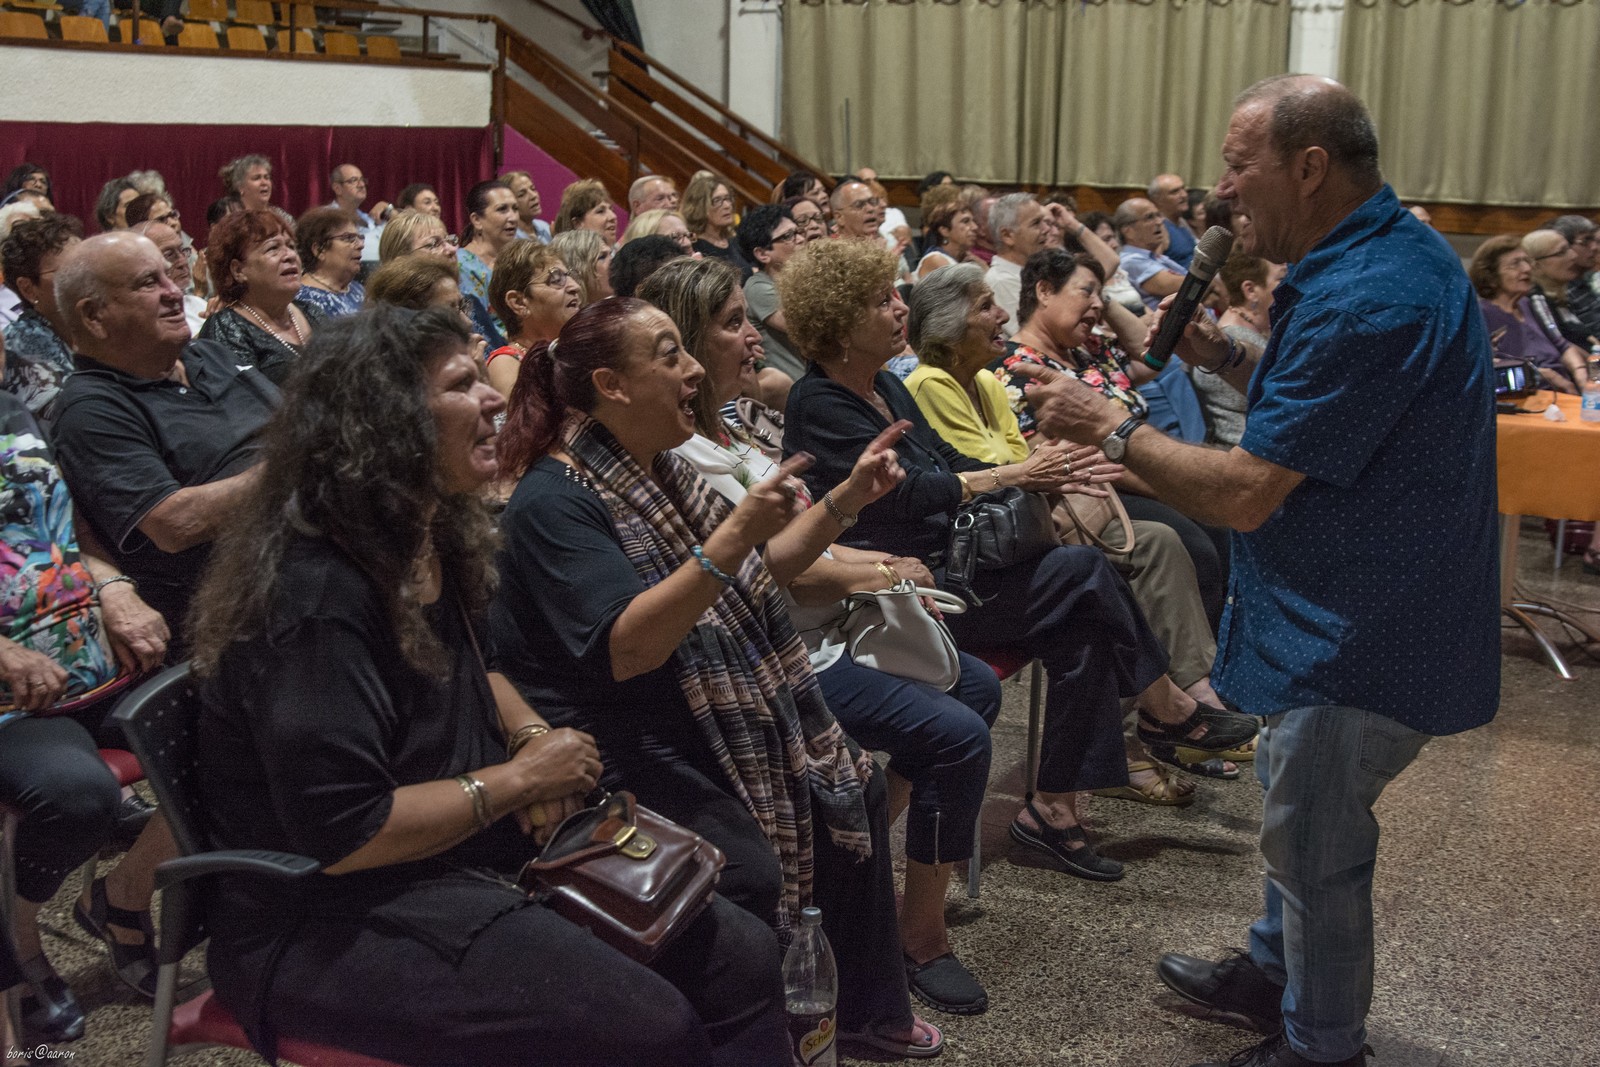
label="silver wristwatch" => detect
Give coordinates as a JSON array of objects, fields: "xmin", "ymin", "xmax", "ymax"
[{"xmin": 1101, "ymin": 415, "xmax": 1145, "ymax": 462}]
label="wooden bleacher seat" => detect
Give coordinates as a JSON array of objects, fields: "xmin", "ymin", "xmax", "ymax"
[
  {"xmin": 277, "ymin": 3, "xmax": 315, "ymax": 28},
  {"xmin": 364, "ymin": 34, "xmax": 398, "ymax": 59},
  {"xmin": 176, "ymin": 22, "xmax": 219, "ymax": 48},
  {"xmin": 322, "ymin": 30, "xmax": 358, "ymax": 56},
  {"xmin": 5, "ymin": 0, "xmax": 62, "ymax": 12},
  {"xmin": 233, "ymin": 0, "xmax": 274, "ymax": 25},
  {"xmin": 116, "ymin": 17, "xmax": 165, "ymax": 44},
  {"xmin": 276, "ymin": 27, "xmax": 314, "ymax": 53},
  {"xmin": 0, "ymin": 10, "xmax": 49, "ymax": 38},
  {"xmin": 225, "ymin": 24, "xmax": 267, "ymax": 50},
  {"xmin": 185, "ymin": 0, "xmax": 227, "ymax": 22},
  {"xmin": 58, "ymin": 13, "xmax": 108, "ymax": 41}
]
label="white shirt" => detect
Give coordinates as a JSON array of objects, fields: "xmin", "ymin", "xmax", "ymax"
[{"xmin": 985, "ymin": 257, "xmax": 1025, "ymax": 337}]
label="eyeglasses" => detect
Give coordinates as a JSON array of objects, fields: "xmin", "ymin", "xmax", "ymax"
[
  {"xmin": 662, "ymin": 230, "xmax": 692, "ymax": 246},
  {"xmin": 710, "ymin": 194, "xmax": 734, "ymax": 208},
  {"xmin": 335, "ymin": 176, "xmax": 367, "ymax": 186},
  {"xmin": 540, "ymin": 269, "xmax": 573, "ymax": 290},
  {"xmin": 330, "ymin": 232, "xmax": 364, "ymax": 245},
  {"xmin": 1500, "ymin": 256, "xmax": 1534, "ymax": 270},
  {"xmin": 849, "ymin": 197, "xmax": 883, "ymax": 212},
  {"xmin": 1533, "ymin": 247, "xmax": 1572, "ymax": 261},
  {"xmin": 769, "ymin": 229, "xmax": 801, "ymax": 246},
  {"xmin": 416, "ymin": 235, "xmax": 458, "ymax": 253},
  {"xmin": 450, "ymin": 297, "xmax": 472, "ymax": 316}
]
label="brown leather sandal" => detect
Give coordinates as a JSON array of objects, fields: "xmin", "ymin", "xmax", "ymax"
[{"xmin": 1092, "ymin": 760, "xmax": 1196, "ymax": 806}]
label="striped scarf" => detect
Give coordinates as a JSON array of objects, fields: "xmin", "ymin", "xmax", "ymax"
[{"xmin": 562, "ymin": 415, "xmax": 872, "ymax": 936}]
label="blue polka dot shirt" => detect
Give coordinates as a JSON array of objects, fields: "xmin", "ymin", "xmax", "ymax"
[{"xmin": 1214, "ymin": 186, "xmax": 1501, "ymax": 736}]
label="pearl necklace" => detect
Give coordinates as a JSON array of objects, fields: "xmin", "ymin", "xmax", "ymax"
[
  {"xmin": 237, "ymin": 302, "xmax": 305, "ymax": 353},
  {"xmin": 304, "ymin": 270, "xmax": 347, "ymax": 294}
]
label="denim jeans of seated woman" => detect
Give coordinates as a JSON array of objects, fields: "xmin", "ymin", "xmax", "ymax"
[
  {"xmin": 1248, "ymin": 706, "xmax": 1431, "ymax": 1062},
  {"xmin": 816, "ymin": 649, "xmax": 1000, "ymax": 865}
]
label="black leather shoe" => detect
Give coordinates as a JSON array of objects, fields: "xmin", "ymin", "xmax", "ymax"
[
  {"xmin": 1191, "ymin": 1031, "xmax": 1372, "ymax": 1067},
  {"xmin": 109, "ymin": 792, "xmax": 157, "ymax": 852},
  {"xmin": 1158, "ymin": 949, "xmax": 1284, "ymax": 1033},
  {"xmin": 18, "ymin": 956, "xmax": 86, "ymax": 1043}
]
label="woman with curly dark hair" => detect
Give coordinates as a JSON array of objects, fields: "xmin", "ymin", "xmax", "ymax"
[{"xmin": 188, "ymin": 306, "xmax": 790, "ymax": 1066}]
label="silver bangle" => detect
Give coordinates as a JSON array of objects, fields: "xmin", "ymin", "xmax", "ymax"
[
  {"xmin": 455, "ymin": 774, "xmax": 492, "ymax": 830},
  {"xmin": 95, "ymin": 575, "xmax": 138, "ymax": 596}
]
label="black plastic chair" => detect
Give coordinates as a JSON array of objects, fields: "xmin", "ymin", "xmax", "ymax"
[{"xmin": 112, "ymin": 662, "xmax": 400, "ymax": 1067}]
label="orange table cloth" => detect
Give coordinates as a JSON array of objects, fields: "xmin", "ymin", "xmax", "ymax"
[{"xmin": 1496, "ymin": 393, "xmax": 1600, "ymax": 521}]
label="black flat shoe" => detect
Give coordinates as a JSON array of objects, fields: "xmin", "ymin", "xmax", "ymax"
[
  {"xmin": 73, "ymin": 876, "xmax": 159, "ymax": 999},
  {"xmin": 905, "ymin": 951, "xmax": 988, "ymax": 1015},
  {"xmin": 18, "ymin": 956, "xmax": 85, "ymax": 1044},
  {"xmin": 1008, "ymin": 800, "xmax": 1124, "ymax": 881},
  {"xmin": 1138, "ymin": 704, "xmax": 1259, "ymax": 753}
]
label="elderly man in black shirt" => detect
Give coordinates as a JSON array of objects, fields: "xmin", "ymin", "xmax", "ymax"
[{"xmin": 50, "ymin": 232, "xmax": 279, "ymax": 648}]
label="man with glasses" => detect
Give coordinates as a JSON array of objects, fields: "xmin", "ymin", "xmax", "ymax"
[
  {"xmin": 329, "ymin": 164, "xmax": 389, "ymax": 264},
  {"xmin": 830, "ymin": 179, "xmax": 885, "ymax": 243},
  {"xmin": 736, "ymin": 204, "xmax": 807, "ymax": 381},
  {"xmin": 628, "ymin": 174, "xmax": 679, "ymax": 215},
  {"xmin": 132, "ymin": 220, "xmax": 206, "ymax": 335},
  {"xmin": 1523, "ymin": 228, "xmax": 1599, "ymax": 352},
  {"xmin": 1114, "ymin": 196, "xmax": 1187, "ymax": 313}
]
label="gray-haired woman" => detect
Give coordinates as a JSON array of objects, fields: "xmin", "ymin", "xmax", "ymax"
[{"xmin": 218, "ymin": 154, "xmax": 294, "ymax": 226}]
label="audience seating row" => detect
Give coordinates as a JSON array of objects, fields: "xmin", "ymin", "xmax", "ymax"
[{"xmin": 0, "ymin": 5, "xmax": 401, "ymax": 55}]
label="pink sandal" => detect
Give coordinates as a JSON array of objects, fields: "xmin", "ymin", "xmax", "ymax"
[{"xmin": 841, "ymin": 1014, "xmax": 944, "ymax": 1058}]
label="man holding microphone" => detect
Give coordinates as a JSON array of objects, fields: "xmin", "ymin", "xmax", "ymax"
[{"xmin": 1013, "ymin": 75, "xmax": 1500, "ymax": 1067}]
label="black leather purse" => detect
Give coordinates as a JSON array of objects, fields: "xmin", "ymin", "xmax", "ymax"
[{"xmin": 945, "ymin": 486, "xmax": 1058, "ymax": 606}]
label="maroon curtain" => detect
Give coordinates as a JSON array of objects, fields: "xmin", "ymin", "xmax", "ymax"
[{"xmin": 1, "ymin": 122, "xmax": 494, "ymax": 242}]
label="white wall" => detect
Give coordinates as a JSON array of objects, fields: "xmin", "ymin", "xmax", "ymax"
[
  {"xmin": 725, "ymin": 0, "xmax": 782, "ymax": 137},
  {"xmin": 1, "ymin": 46, "xmax": 492, "ymax": 126},
  {"xmin": 635, "ymin": 0, "xmax": 728, "ymax": 104}
]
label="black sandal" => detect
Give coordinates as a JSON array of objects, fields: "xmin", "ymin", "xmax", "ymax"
[
  {"xmin": 1008, "ymin": 799, "xmax": 1124, "ymax": 881},
  {"xmin": 905, "ymin": 951, "xmax": 988, "ymax": 1015},
  {"xmin": 73, "ymin": 876, "xmax": 159, "ymax": 999},
  {"xmin": 1137, "ymin": 703, "xmax": 1258, "ymax": 752},
  {"xmin": 18, "ymin": 954, "xmax": 85, "ymax": 1043}
]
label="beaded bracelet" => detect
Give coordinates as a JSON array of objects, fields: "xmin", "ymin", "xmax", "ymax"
[
  {"xmin": 691, "ymin": 545, "xmax": 735, "ymax": 585},
  {"xmin": 1201, "ymin": 336, "xmax": 1247, "ymax": 375},
  {"xmin": 455, "ymin": 774, "xmax": 492, "ymax": 830},
  {"xmin": 95, "ymin": 575, "xmax": 138, "ymax": 596}
]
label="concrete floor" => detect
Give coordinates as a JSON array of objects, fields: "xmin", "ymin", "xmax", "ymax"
[{"xmin": 20, "ymin": 518, "xmax": 1600, "ymax": 1067}]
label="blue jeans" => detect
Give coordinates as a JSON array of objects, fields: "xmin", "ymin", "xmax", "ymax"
[
  {"xmin": 817, "ymin": 650, "xmax": 1000, "ymax": 865},
  {"xmin": 1248, "ymin": 706, "xmax": 1431, "ymax": 1062},
  {"xmin": 65, "ymin": 0, "xmax": 111, "ymax": 25}
]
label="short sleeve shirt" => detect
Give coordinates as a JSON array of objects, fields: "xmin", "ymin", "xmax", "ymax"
[
  {"xmin": 1216, "ymin": 186, "xmax": 1500, "ymax": 735},
  {"xmin": 50, "ymin": 341, "xmax": 279, "ymax": 642},
  {"xmin": 1163, "ymin": 219, "xmax": 1197, "ymax": 270},
  {"xmin": 744, "ymin": 272, "xmax": 805, "ymax": 380},
  {"xmin": 1119, "ymin": 245, "xmax": 1187, "ymax": 310},
  {"xmin": 984, "ymin": 258, "xmax": 1024, "ymax": 338}
]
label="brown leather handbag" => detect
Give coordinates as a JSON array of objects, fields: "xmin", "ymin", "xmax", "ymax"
[
  {"xmin": 518, "ymin": 791, "xmax": 725, "ymax": 963},
  {"xmin": 1052, "ymin": 485, "xmax": 1137, "ymax": 557}
]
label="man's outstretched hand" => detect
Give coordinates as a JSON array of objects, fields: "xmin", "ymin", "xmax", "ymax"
[{"xmin": 1008, "ymin": 363, "xmax": 1126, "ymax": 447}]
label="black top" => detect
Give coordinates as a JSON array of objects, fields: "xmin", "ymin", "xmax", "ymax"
[
  {"xmin": 783, "ymin": 365, "xmax": 989, "ymax": 563},
  {"xmin": 692, "ymin": 237, "xmax": 756, "ymax": 281},
  {"xmin": 50, "ymin": 341, "xmax": 279, "ymax": 644},
  {"xmin": 199, "ymin": 536, "xmax": 529, "ymax": 964},
  {"xmin": 488, "ymin": 456, "xmax": 717, "ymax": 786},
  {"xmin": 196, "ymin": 301, "xmax": 326, "ymax": 388}
]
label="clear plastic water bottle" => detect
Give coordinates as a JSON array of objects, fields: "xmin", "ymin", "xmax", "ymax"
[
  {"xmin": 1582, "ymin": 351, "xmax": 1600, "ymax": 423},
  {"xmin": 782, "ymin": 906, "xmax": 837, "ymax": 1067}
]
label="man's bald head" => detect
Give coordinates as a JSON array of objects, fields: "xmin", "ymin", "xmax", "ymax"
[
  {"xmin": 56, "ymin": 231, "xmax": 190, "ymax": 370},
  {"xmin": 1235, "ymin": 74, "xmax": 1382, "ymax": 189},
  {"xmin": 133, "ymin": 219, "xmax": 192, "ymax": 290}
]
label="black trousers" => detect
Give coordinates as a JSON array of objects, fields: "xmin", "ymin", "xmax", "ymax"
[
  {"xmin": 627, "ymin": 757, "xmax": 914, "ymax": 1036},
  {"xmin": 1121, "ymin": 492, "xmax": 1230, "ymax": 632},
  {"xmin": 214, "ymin": 884, "xmax": 791, "ymax": 1067},
  {"xmin": 0, "ymin": 715, "xmax": 120, "ymax": 991},
  {"xmin": 943, "ymin": 544, "xmax": 1170, "ymax": 793}
]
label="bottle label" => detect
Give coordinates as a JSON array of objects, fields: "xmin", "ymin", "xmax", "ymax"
[{"xmin": 787, "ymin": 1009, "xmax": 836, "ymax": 1066}]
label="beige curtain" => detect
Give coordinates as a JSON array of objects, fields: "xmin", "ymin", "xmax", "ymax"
[
  {"xmin": 1342, "ymin": 0, "xmax": 1600, "ymax": 207},
  {"xmin": 781, "ymin": 0, "xmax": 1290, "ymax": 188}
]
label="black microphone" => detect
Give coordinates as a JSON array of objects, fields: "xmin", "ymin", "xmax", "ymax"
[{"xmin": 1142, "ymin": 225, "xmax": 1236, "ymax": 370}]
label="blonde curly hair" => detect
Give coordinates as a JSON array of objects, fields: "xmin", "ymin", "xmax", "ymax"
[{"xmin": 776, "ymin": 239, "xmax": 899, "ymax": 364}]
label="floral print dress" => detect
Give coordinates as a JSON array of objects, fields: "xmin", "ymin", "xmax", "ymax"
[{"xmin": 989, "ymin": 334, "xmax": 1149, "ymax": 438}]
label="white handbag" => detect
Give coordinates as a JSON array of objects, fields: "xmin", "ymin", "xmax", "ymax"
[{"xmin": 835, "ymin": 580, "xmax": 968, "ymax": 692}]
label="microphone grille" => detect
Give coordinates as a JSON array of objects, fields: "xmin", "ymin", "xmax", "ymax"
[{"xmin": 1193, "ymin": 225, "xmax": 1236, "ymax": 273}]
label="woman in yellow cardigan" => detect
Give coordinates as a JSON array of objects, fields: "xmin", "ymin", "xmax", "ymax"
[{"xmin": 903, "ymin": 263, "xmax": 1232, "ymax": 803}]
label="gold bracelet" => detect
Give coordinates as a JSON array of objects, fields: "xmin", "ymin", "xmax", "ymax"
[
  {"xmin": 956, "ymin": 473, "xmax": 973, "ymax": 501},
  {"xmin": 874, "ymin": 561, "xmax": 899, "ymax": 587},
  {"xmin": 987, "ymin": 468, "xmax": 1003, "ymax": 491},
  {"xmin": 455, "ymin": 774, "xmax": 493, "ymax": 830},
  {"xmin": 507, "ymin": 723, "xmax": 550, "ymax": 757}
]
